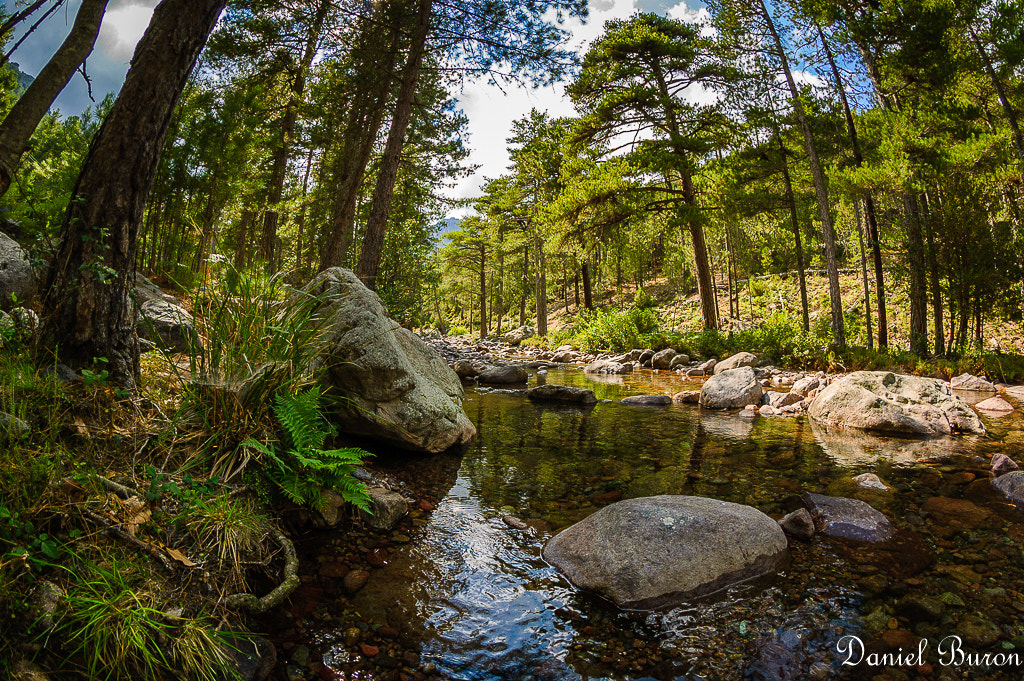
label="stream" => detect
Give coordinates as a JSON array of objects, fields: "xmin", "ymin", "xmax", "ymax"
[{"xmin": 275, "ymin": 366, "xmax": 1024, "ymax": 681}]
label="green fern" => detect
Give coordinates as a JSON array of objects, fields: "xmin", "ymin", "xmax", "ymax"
[{"xmin": 240, "ymin": 388, "xmax": 373, "ymax": 513}]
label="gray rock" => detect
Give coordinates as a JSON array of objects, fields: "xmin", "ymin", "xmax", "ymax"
[
  {"xmin": 137, "ymin": 299, "xmax": 202, "ymax": 353},
  {"xmin": 651, "ymin": 348, "xmax": 677, "ymax": 370},
  {"xmin": 131, "ymin": 272, "xmax": 178, "ymax": 305},
  {"xmin": 950, "ymin": 373, "xmax": 996, "ymax": 392},
  {"xmin": 975, "ymin": 396, "xmax": 1014, "ymax": 413},
  {"xmin": 991, "ymin": 453, "xmax": 1021, "ymax": 478},
  {"xmin": 713, "ymin": 351, "xmax": 758, "ymax": 374},
  {"xmin": 672, "ymin": 390, "xmax": 701, "ymax": 404},
  {"xmin": 40, "ymin": 363, "xmax": 80, "ymax": 384},
  {"xmin": 765, "ymin": 390, "xmax": 803, "ymax": 409},
  {"xmin": 992, "ymin": 471, "xmax": 1024, "ymax": 507},
  {"xmin": 669, "ymin": 354, "xmax": 690, "ymax": 369},
  {"xmin": 453, "ymin": 359, "xmax": 479, "ymax": 379},
  {"xmin": 477, "ymin": 364, "xmax": 528, "ymax": 384},
  {"xmin": 301, "ymin": 268, "xmax": 476, "ymax": 453},
  {"xmin": 853, "ymin": 473, "xmax": 889, "ymax": 491},
  {"xmin": 584, "ymin": 359, "xmax": 632, "ymax": 375},
  {"xmin": 504, "ymin": 325, "xmax": 534, "ymax": 346},
  {"xmin": 551, "ymin": 349, "xmax": 573, "ymax": 363},
  {"xmin": 789, "ymin": 376, "xmax": 820, "ymax": 397},
  {"xmin": 758, "ymin": 404, "xmax": 780, "ymax": 417},
  {"xmin": 637, "ymin": 349, "xmax": 655, "ymax": 367},
  {"xmin": 808, "ymin": 371, "xmax": 985, "ymax": 436},
  {"xmin": 685, "ymin": 368, "xmax": 705, "ymax": 378},
  {"xmin": 700, "ymin": 367, "xmax": 763, "ymax": 410},
  {"xmin": 620, "ymin": 394, "xmax": 672, "ymax": 406},
  {"xmin": 801, "ymin": 492, "xmax": 894, "ymax": 542},
  {"xmin": 0, "ymin": 231, "xmax": 36, "ymax": 309},
  {"xmin": 543, "ymin": 496, "xmax": 788, "ymax": 608},
  {"xmin": 0, "ymin": 411, "xmax": 30, "ymax": 443},
  {"xmin": 526, "ymin": 384, "xmax": 597, "ymax": 405},
  {"xmin": 778, "ymin": 508, "xmax": 814, "ymax": 541},
  {"xmin": 229, "ymin": 635, "xmax": 277, "ymax": 681},
  {"xmin": 361, "ymin": 487, "xmax": 409, "ymax": 530},
  {"xmin": 698, "ymin": 358, "xmax": 717, "ymax": 373}
]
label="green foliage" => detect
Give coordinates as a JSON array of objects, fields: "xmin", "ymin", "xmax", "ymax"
[
  {"xmin": 56, "ymin": 561, "xmax": 238, "ymax": 681},
  {"xmin": 555, "ymin": 305, "xmax": 662, "ymax": 352},
  {"xmin": 241, "ymin": 388, "xmax": 372, "ymax": 513}
]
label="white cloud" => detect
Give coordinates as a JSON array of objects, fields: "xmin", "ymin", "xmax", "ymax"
[
  {"xmin": 665, "ymin": 0, "xmax": 714, "ymax": 37},
  {"xmin": 98, "ymin": 4, "xmax": 156, "ymax": 62},
  {"xmin": 448, "ymin": 0, "xmax": 639, "ymax": 211}
]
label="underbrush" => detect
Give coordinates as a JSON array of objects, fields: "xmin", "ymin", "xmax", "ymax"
[{"xmin": 0, "ymin": 268, "xmax": 376, "ymax": 679}]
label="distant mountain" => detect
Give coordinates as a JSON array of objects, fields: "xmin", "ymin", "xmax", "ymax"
[
  {"xmin": 434, "ymin": 217, "xmax": 460, "ymax": 242},
  {"xmin": 8, "ymin": 62, "xmax": 35, "ymax": 94}
]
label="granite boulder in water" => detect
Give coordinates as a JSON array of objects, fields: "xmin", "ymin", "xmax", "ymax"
[
  {"xmin": 301, "ymin": 268, "xmax": 476, "ymax": 453},
  {"xmin": 542, "ymin": 495, "xmax": 788, "ymax": 608},
  {"xmin": 700, "ymin": 366, "xmax": 763, "ymax": 409},
  {"xmin": 808, "ymin": 371, "xmax": 985, "ymax": 436}
]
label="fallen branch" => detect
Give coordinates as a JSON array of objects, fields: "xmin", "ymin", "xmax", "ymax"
[
  {"xmin": 81, "ymin": 510, "xmax": 174, "ymax": 572},
  {"xmin": 222, "ymin": 527, "xmax": 299, "ymax": 613}
]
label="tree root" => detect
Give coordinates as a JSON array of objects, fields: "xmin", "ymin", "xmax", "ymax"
[
  {"xmin": 81, "ymin": 510, "xmax": 174, "ymax": 572},
  {"xmin": 223, "ymin": 527, "xmax": 299, "ymax": 613}
]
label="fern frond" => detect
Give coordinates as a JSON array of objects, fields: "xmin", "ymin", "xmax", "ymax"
[{"xmin": 274, "ymin": 388, "xmax": 329, "ymax": 453}]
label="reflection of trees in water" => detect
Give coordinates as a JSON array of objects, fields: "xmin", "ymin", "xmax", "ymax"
[{"xmin": 809, "ymin": 419, "xmax": 981, "ymax": 466}]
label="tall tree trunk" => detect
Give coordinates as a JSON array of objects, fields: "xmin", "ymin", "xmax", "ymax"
[
  {"xmin": 921, "ymin": 192, "xmax": 943, "ymax": 356},
  {"xmin": 294, "ymin": 145, "xmax": 315, "ymax": 274},
  {"xmin": 0, "ymin": 0, "xmax": 109, "ymax": 196},
  {"xmin": 581, "ymin": 257, "xmax": 593, "ymax": 310},
  {"xmin": 968, "ymin": 25, "xmax": 1024, "ymax": 161},
  {"xmin": 40, "ymin": 0, "xmax": 227, "ymax": 388},
  {"xmin": 519, "ymin": 244, "xmax": 528, "ymax": 327},
  {"xmin": 761, "ymin": 0, "xmax": 844, "ymax": 347},
  {"xmin": 534, "ymin": 233, "xmax": 547, "ymax": 335},
  {"xmin": 257, "ymin": 0, "xmax": 330, "ymax": 270},
  {"xmin": 777, "ymin": 133, "xmax": 809, "ymax": 332},
  {"xmin": 855, "ymin": 199, "xmax": 873, "ymax": 349},
  {"xmin": 356, "ymin": 0, "xmax": 433, "ymax": 290},
  {"xmin": 903, "ymin": 193, "xmax": 929, "ymax": 354},
  {"xmin": 319, "ymin": 11, "xmax": 402, "ymax": 271},
  {"xmin": 479, "ymin": 242, "xmax": 487, "ymax": 340},
  {"xmin": 818, "ymin": 23, "xmax": 887, "ymax": 347}
]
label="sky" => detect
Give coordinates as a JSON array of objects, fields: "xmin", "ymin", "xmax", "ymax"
[{"xmin": 2, "ymin": 0, "xmax": 709, "ymax": 208}]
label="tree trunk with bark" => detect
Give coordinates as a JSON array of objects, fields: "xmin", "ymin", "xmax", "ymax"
[
  {"xmin": 356, "ymin": 0, "xmax": 433, "ymax": 290},
  {"xmin": 0, "ymin": 0, "xmax": 109, "ymax": 196},
  {"xmin": 777, "ymin": 133, "xmax": 809, "ymax": 332},
  {"xmin": 761, "ymin": 0, "xmax": 844, "ymax": 347},
  {"xmin": 40, "ymin": 0, "xmax": 227, "ymax": 388}
]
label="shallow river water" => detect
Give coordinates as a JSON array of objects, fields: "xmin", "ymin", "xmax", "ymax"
[{"xmin": 284, "ymin": 367, "xmax": 1024, "ymax": 681}]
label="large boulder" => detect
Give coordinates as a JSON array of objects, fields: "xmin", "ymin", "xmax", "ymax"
[
  {"xmin": 132, "ymin": 272, "xmax": 178, "ymax": 305},
  {"xmin": 584, "ymin": 359, "xmax": 632, "ymax": 375},
  {"xmin": 504, "ymin": 325, "xmax": 534, "ymax": 346},
  {"xmin": 300, "ymin": 268, "xmax": 476, "ymax": 453},
  {"xmin": 543, "ymin": 496, "xmax": 787, "ymax": 608},
  {"xmin": 713, "ymin": 351, "xmax": 758, "ymax": 374},
  {"xmin": 526, "ymin": 384, "xmax": 597, "ymax": 405},
  {"xmin": 808, "ymin": 371, "xmax": 985, "ymax": 436},
  {"xmin": 0, "ymin": 231, "xmax": 36, "ymax": 309},
  {"xmin": 949, "ymin": 373, "xmax": 996, "ymax": 392},
  {"xmin": 651, "ymin": 348, "xmax": 677, "ymax": 369},
  {"xmin": 700, "ymin": 366, "xmax": 763, "ymax": 410},
  {"xmin": 137, "ymin": 299, "xmax": 202, "ymax": 353},
  {"xmin": 992, "ymin": 471, "xmax": 1024, "ymax": 507},
  {"xmin": 801, "ymin": 492, "xmax": 894, "ymax": 543},
  {"xmin": 477, "ymin": 365, "xmax": 528, "ymax": 384}
]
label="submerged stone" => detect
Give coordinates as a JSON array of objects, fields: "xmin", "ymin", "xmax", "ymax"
[
  {"xmin": 543, "ymin": 495, "xmax": 788, "ymax": 608},
  {"xmin": 801, "ymin": 492, "xmax": 894, "ymax": 543}
]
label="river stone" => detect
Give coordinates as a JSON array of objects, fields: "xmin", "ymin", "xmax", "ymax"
[
  {"xmin": 551, "ymin": 349, "xmax": 573, "ymax": 363},
  {"xmin": 790, "ymin": 376, "xmax": 820, "ymax": 397},
  {"xmin": 713, "ymin": 351, "xmax": 758, "ymax": 374},
  {"xmin": 672, "ymin": 390, "xmax": 700, "ymax": 404},
  {"xmin": 526, "ymin": 384, "xmax": 597, "ymax": 405},
  {"xmin": 698, "ymin": 358, "xmax": 717, "ymax": 373},
  {"xmin": 453, "ymin": 359, "xmax": 479, "ymax": 379},
  {"xmin": 765, "ymin": 390, "xmax": 803, "ymax": 409},
  {"xmin": 0, "ymin": 231, "xmax": 35, "ymax": 310},
  {"xmin": 621, "ymin": 394, "xmax": 672, "ymax": 406},
  {"xmin": 975, "ymin": 396, "xmax": 1014, "ymax": 413},
  {"xmin": 801, "ymin": 492, "xmax": 894, "ymax": 542},
  {"xmin": 669, "ymin": 354, "xmax": 690, "ymax": 369},
  {"xmin": 361, "ymin": 487, "xmax": 409, "ymax": 530},
  {"xmin": 230, "ymin": 635, "xmax": 276, "ymax": 681},
  {"xmin": 137, "ymin": 299, "xmax": 201, "ymax": 353},
  {"xmin": 921, "ymin": 496, "xmax": 992, "ymax": 530},
  {"xmin": 585, "ymin": 359, "xmax": 632, "ymax": 375},
  {"xmin": 807, "ymin": 371, "xmax": 985, "ymax": 436},
  {"xmin": 950, "ymin": 373, "xmax": 996, "ymax": 392},
  {"xmin": 991, "ymin": 453, "xmax": 1020, "ymax": 477},
  {"xmin": 700, "ymin": 367, "xmax": 763, "ymax": 410},
  {"xmin": 477, "ymin": 365, "xmax": 528, "ymax": 384},
  {"xmin": 853, "ymin": 473, "xmax": 890, "ymax": 491},
  {"xmin": 778, "ymin": 508, "xmax": 815, "ymax": 541},
  {"xmin": 651, "ymin": 348, "xmax": 677, "ymax": 369},
  {"xmin": 637, "ymin": 349, "xmax": 655, "ymax": 367},
  {"xmin": 504, "ymin": 325, "xmax": 534, "ymax": 346},
  {"xmin": 542, "ymin": 495, "xmax": 788, "ymax": 608},
  {"xmin": 992, "ymin": 471, "xmax": 1024, "ymax": 507},
  {"xmin": 300, "ymin": 268, "xmax": 476, "ymax": 453}
]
